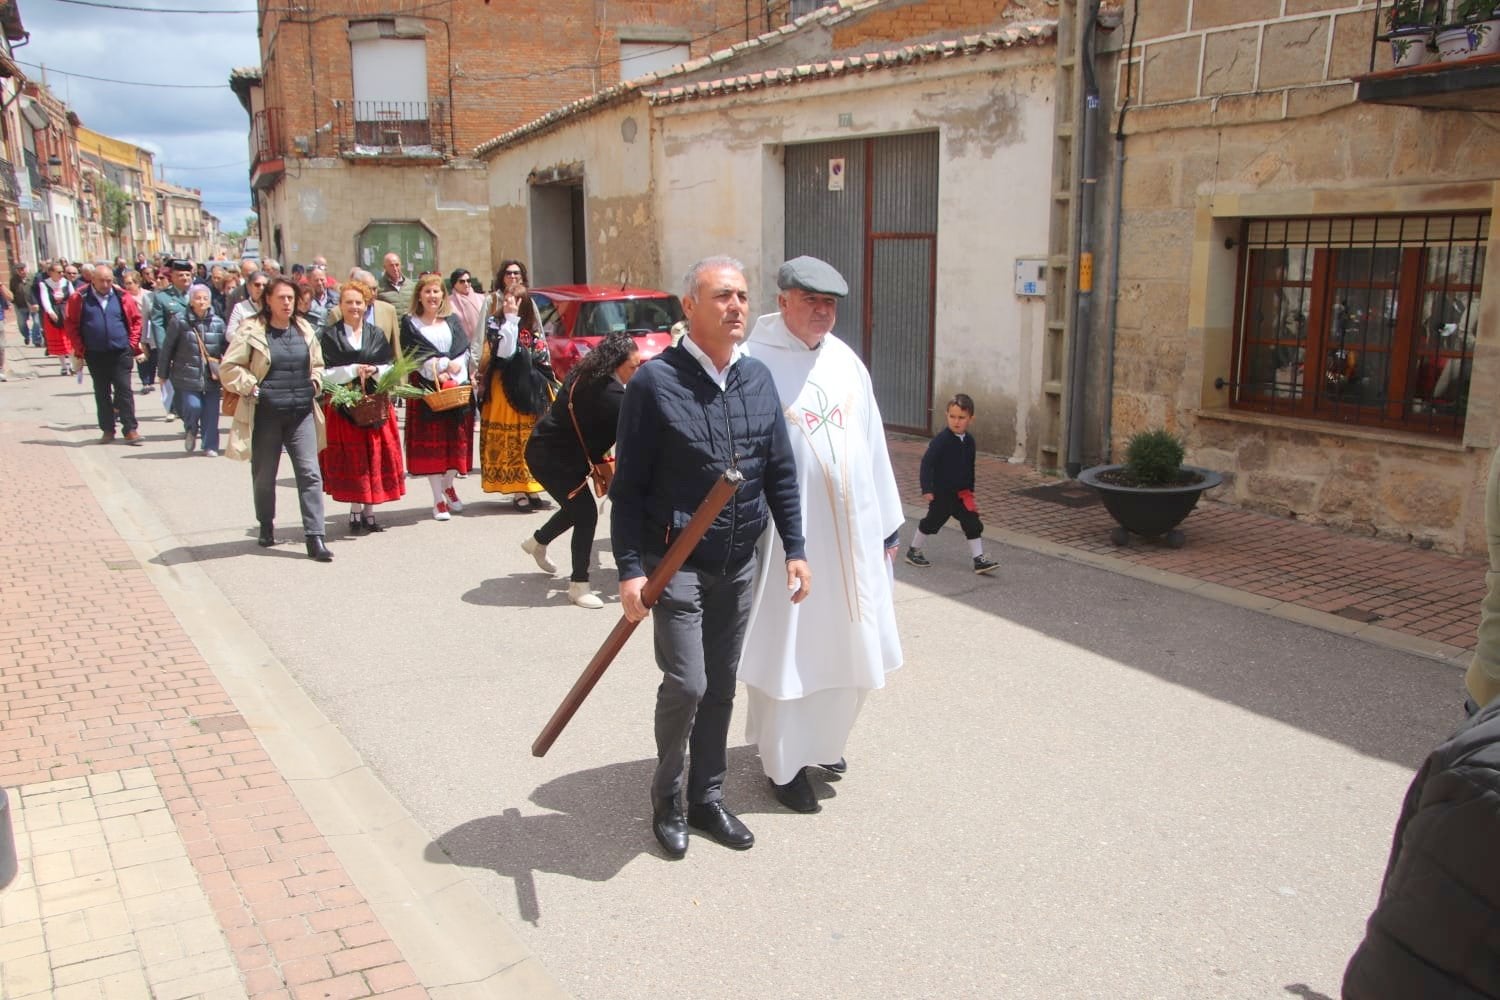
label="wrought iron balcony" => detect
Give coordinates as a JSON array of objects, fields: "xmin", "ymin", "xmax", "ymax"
[
  {"xmin": 336, "ymin": 100, "xmax": 447, "ymax": 157},
  {"xmin": 251, "ymin": 108, "xmax": 284, "ymax": 166},
  {"xmin": 0, "ymin": 157, "xmax": 21, "ymax": 205}
]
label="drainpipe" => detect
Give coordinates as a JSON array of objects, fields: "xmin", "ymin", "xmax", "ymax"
[
  {"xmin": 1064, "ymin": 0, "xmax": 1101, "ymax": 478},
  {"xmin": 1100, "ymin": 2, "xmax": 1138, "ymax": 463}
]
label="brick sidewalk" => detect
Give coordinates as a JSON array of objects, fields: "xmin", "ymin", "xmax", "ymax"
[
  {"xmin": 0, "ymin": 421, "xmax": 426, "ymax": 998},
  {"xmin": 888, "ymin": 437, "xmax": 1488, "ymax": 653}
]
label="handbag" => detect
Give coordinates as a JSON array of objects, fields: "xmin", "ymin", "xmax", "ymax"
[
  {"xmin": 567, "ymin": 385, "xmax": 613, "ymax": 500},
  {"xmin": 221, "ymin": 391, "xmax": 239, "ymax": 417},
  {"xmin": 193, "ymin": 327, "xmax": 220, "ymax": 382}
]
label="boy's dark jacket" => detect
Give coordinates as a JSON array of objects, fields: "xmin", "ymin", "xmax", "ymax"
[
  {"xmin": 920, "ymin": 428, "xmax": 976, "ymax": 494},
  {"xmin": 1342, "ymin": 695, "xmax": 1500, "ymax": 999},
  {"xmin": 610, "ymin": 344, "xmax": 804, "ymax": 580}
]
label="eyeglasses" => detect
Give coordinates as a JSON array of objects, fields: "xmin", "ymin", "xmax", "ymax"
[
  {"xmin": 454, "ymin": 276, "xmax": 471, "ymax": 284},
  {"xmin": 503, "ymin": 269, "xmax": 522, "ymax": 277}
]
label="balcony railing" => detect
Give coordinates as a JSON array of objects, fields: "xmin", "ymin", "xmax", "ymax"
[
  {"xmin": 251, "ymin": 108, "xmax": 285, "ymax": 167},
  {"xmin": 337, "ymin": 100, "xmax": 447, "ymax": 157},
  {"xmin": 0, "ymin": 157, "xmax": 21, "ymax": 205}
]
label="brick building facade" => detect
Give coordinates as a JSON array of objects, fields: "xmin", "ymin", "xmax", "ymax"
[{"xmin": 239, "ymin": 0, "xmax": 760, "ymax": 280}]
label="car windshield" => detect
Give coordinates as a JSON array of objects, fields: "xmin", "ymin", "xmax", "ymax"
[{"xmin": 576, "ymin": 297, "xmax": 683, "ymax": 336}]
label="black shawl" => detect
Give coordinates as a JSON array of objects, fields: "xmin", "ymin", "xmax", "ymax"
[
  {"xmin": 320, "ymin": 321, "xmax": 394, "ymax": 371},
  {"xmin": 398, "ymin": 314, "xmax": 469, "ymax": 389},
  {"xmin": 486, "ymin": 313, "xmax": 555, "ymax": 416}
]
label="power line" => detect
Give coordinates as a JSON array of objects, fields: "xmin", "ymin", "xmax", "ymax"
[
  {"xmin": 53, "ymin": 0, "xmax": 255, "ymax": 12},
  {"xmin": 14, "ymin": 60, "xmax": 228, "ymax": 89}
]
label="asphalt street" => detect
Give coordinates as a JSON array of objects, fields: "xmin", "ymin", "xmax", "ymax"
[{"xmin": 3, "ymin": 355, "xmax": 1468, "ymax": 1000}]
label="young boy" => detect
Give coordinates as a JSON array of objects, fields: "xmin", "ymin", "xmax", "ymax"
[{"xmin": 906, "ymin": 393, "xmax": 998, "ymax": 574}]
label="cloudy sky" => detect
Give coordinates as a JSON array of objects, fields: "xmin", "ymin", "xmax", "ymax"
[{"xmin": 16, "ymin": 0, "xmax": 260, "ymax": 230}]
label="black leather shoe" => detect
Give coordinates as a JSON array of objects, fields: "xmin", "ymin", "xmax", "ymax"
[
  {"xmin": 257, "ymin": 524, "xmax": 275, "ymax": 547},
  {"xmin": 770, "ymin": 769, "xmax": 821, "ymax": 813},
  {"xmin": 820, "ymin": 757, "xmax": 848, "ymax": 775},
  {"xmin": 362, "ymin": 518, "xmax": 385, "ymax": 533},
  {"xmin": 652, "ymin": 798, "xmax": 688, "ymax": 859},
  {"xmin": 686, "ymin": 801, "xmax": 754, "ymax": 850},
  {"xmin": 348, "ymin": 516, "xmax": 367, "ymax": 536},
  {"xmin": 305, "ymin": 535, "xmax": 334, "ymax": 562}
]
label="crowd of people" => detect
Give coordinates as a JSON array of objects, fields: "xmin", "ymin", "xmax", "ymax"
[{"xmin": 9, "ymin": 246, "xmax": 1023, "ymax": 859}]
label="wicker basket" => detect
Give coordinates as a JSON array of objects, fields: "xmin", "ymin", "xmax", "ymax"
[
  {"xmin": 348, "ymin": 392, "xmax": 390, "ymax": 428},
  {"xmin": 425, "ymin": 383, "xmax": 472, "ymax": 412}
]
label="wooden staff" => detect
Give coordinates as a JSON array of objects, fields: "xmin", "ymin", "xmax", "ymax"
[{"xmin": 531, "ymin": 468, "xmax": 744, "ymax": 757}]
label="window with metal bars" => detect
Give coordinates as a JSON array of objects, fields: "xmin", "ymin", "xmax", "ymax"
[{"xmin": 1230, "ymin": 214, "xmax": 1487, "ymax": 437}]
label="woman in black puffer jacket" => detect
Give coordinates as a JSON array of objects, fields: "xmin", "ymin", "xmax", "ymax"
[{"xmin": 159, "ymin": 284, "xmax": 228, "ymax": 456}]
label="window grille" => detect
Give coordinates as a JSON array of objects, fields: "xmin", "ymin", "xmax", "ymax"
[{"xmin": 1230, "ymin": 213, "xmax": 1487, "ymax": 437}]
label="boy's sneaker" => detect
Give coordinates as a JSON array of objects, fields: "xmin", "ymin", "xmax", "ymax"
[
  {"xmin": 904, "ymin": 547, "xmax": 930, "ymax": 568},
  {"xmin": 973, "ymin": 555, "xmax": 999, "ymax": 575}
]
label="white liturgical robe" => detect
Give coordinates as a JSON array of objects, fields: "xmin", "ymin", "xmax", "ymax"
[{"xmin": 739, "ymin": 312, "xmax": 905, "ymax": 784}]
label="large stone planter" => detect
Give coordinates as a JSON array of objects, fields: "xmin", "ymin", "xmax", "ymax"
[{"xmin": 1078, "ymin": 465, "xmax": 1224, "ymax": 548}]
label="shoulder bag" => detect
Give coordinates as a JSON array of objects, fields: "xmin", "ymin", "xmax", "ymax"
[
  {"xmin": 194, "ymin": 326, "xmax": 221, "ymax": 383},
  {"xmin": 567, "ymin": 385, "xmax": 613, "ymax": 499}
]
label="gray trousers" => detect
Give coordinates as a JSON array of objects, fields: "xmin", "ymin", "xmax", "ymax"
[
  {"xmin": 649, "ymin": 551, "xmax": 757, "ymax": 807},
  {"xmin": 251, "ymin": 406, "xmax": 325, "ymax": 537}
]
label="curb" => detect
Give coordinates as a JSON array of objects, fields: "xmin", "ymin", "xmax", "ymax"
[{"xmin": 912, "ymin": 502, "xmax": 1472, "ymax": 671}]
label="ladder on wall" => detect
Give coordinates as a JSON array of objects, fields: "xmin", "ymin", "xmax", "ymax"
[{"xmin": 1041, "ymin": 0, "xmax": 1082, "ymax": 475}]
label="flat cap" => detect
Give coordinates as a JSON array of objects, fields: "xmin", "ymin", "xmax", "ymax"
[
  {"xmin": 168, "ymin": 258, "xmax": 193, "ymax": 272},
  {"xmin": 777, "ymin": 255, "xmax": 848, "ymax": 297}
]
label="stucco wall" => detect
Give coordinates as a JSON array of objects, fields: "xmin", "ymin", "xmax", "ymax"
[
  {"xmin": 1109, "ymin": 3, "xmax": 1500, "ymax": 553},
  {"xmin": 652, "ymin": 51, "xmax": 1056, "ymax": 453},
  {"xmin": 258, "ymin": 158, "xmax": 491, "ymax": 279},
  {"xmin": 484, "ymin": 100, "xmax": 659, "ymax": 289}
]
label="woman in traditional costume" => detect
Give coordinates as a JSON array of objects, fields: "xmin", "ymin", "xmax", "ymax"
[
  {"xmin": 400, "ymin": 273, "xmax": 473, "ymax": 521},
  {"xmin": 478, "ymin": 260, "xmax": 553, "ymax": 510},
  {"xmin": 38, "ymin": 260, "xmax": 75, "ymax": 376},
  {"xmin": 319, "ymin": 281, "xmax": 406, "ymax": 534}
]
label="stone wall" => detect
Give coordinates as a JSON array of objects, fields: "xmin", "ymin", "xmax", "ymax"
[
  {"xmin": 258, "ymin": 158, "xmax": 492, "ymax": 280},
  {"xmin": 1108, "ymin": 4, "xmax": 1500, "ymax": 553}
]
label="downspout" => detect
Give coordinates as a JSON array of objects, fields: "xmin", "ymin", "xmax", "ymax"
[
  {"xmin": 1064, "ymin": 0, "xmax": 1101, "ymax": 478},
  {"xmin": 1100, "ymin": 1, "xmax": 1138, "ymax": 463}
]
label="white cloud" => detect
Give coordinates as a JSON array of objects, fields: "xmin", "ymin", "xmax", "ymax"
[{"xmin": 16, "ymin": 0, "xmax": 260, "ymax": 230}]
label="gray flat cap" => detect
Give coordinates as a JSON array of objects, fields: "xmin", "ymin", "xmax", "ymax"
[{"xmin": 777, "ymin": 255, "xmax": 848, "ymax": 297}]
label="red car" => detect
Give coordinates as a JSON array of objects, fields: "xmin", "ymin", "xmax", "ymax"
[{"xmin": 531, "ymin": 284, "xmax": 684, "ymax": 379}]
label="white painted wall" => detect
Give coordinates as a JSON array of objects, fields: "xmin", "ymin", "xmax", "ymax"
[{"xmin": 652, "ymin": 52, "xmax": 1056, "ymax": 446}]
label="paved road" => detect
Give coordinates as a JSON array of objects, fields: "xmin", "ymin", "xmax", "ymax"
[{"xmin": 4, "ymin": 353, "xmax": 1467, "ymax": 999}]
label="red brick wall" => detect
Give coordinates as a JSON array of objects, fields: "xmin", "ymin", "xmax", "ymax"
[
  {"xmin": 259, "ymin": 0, "xmax": 754, "ymax": 158},
  {"xmin": 830, "ymin": 0, "xmax": 1043, "ymax": 49}
]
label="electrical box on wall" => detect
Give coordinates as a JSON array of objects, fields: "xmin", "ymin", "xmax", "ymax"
[{"xmin": 1014, "ymin": 258, "xmax": 1046, "ymax": 297}]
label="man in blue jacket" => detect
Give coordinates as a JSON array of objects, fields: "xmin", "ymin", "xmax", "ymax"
[{"xmin": 611, "ymin": 255, "xmax": 811, "ymax": 859}]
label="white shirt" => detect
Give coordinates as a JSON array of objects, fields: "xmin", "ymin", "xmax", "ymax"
[
  {"xmin": 680, "ymin": 331, "xmax": 748, "ymax": 390},
  {"xmin": 415, "ymin": 317, "xmax": 469, "ymax": 384}
]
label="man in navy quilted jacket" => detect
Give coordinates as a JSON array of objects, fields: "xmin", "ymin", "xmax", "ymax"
[{"xmin": 611, "ymin": 255, "xmax": 811, "ymax": 859}]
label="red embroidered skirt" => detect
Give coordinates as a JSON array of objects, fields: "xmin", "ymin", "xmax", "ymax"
[
  {"xmin": 43, "ymin": 314, "xmax": 69, "ymax": 357},
  {"xmin": 320, "ymin": 401, "xmax": 407, "ymax": 504},
  {"xmin": 404, "ymin": 398, "xmax": 474, "ymax": 476}
]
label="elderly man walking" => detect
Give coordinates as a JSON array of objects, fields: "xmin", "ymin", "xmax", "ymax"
[
  {"xmin": 64, "ymin": 263, "xmax": 145, "ymax": 445},
  {"xmin": 376, "ymin": 252, "xmax": 412, "ymax": 308},
  {"xmin": 611, "ymin": 255, "xmax": 811, "ymax": 858},
  {"xmin": 740, "ymin": 255, "xmax": 905, "ymax": 813}
]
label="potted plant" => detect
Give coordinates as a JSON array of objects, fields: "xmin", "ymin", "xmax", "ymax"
[
  {"xmin": 1460, "ymin": 0, "xmax": 1500, "ymax": 56},
  {"xmin": 1387, "ymin": 0, "xmax": 1437, "ymax": 67},
  {"xmin": 1078, "ymin": 429, "xmax": 1224, "ymax": 549}
]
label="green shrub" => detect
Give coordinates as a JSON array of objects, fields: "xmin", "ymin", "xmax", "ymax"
[{"xmin": 1124, "ymin": 429, "xmax": 1185, "ymax": 487}]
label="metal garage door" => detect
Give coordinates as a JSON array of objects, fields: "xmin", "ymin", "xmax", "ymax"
[{"xmin": 784, "ymin": 132, "xmax": 937, "ymax": 432}]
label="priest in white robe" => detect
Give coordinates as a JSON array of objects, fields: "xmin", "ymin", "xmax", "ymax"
[{"xmin": 740, "ymin": 256, "xmax": 905, "ymax": 814}]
